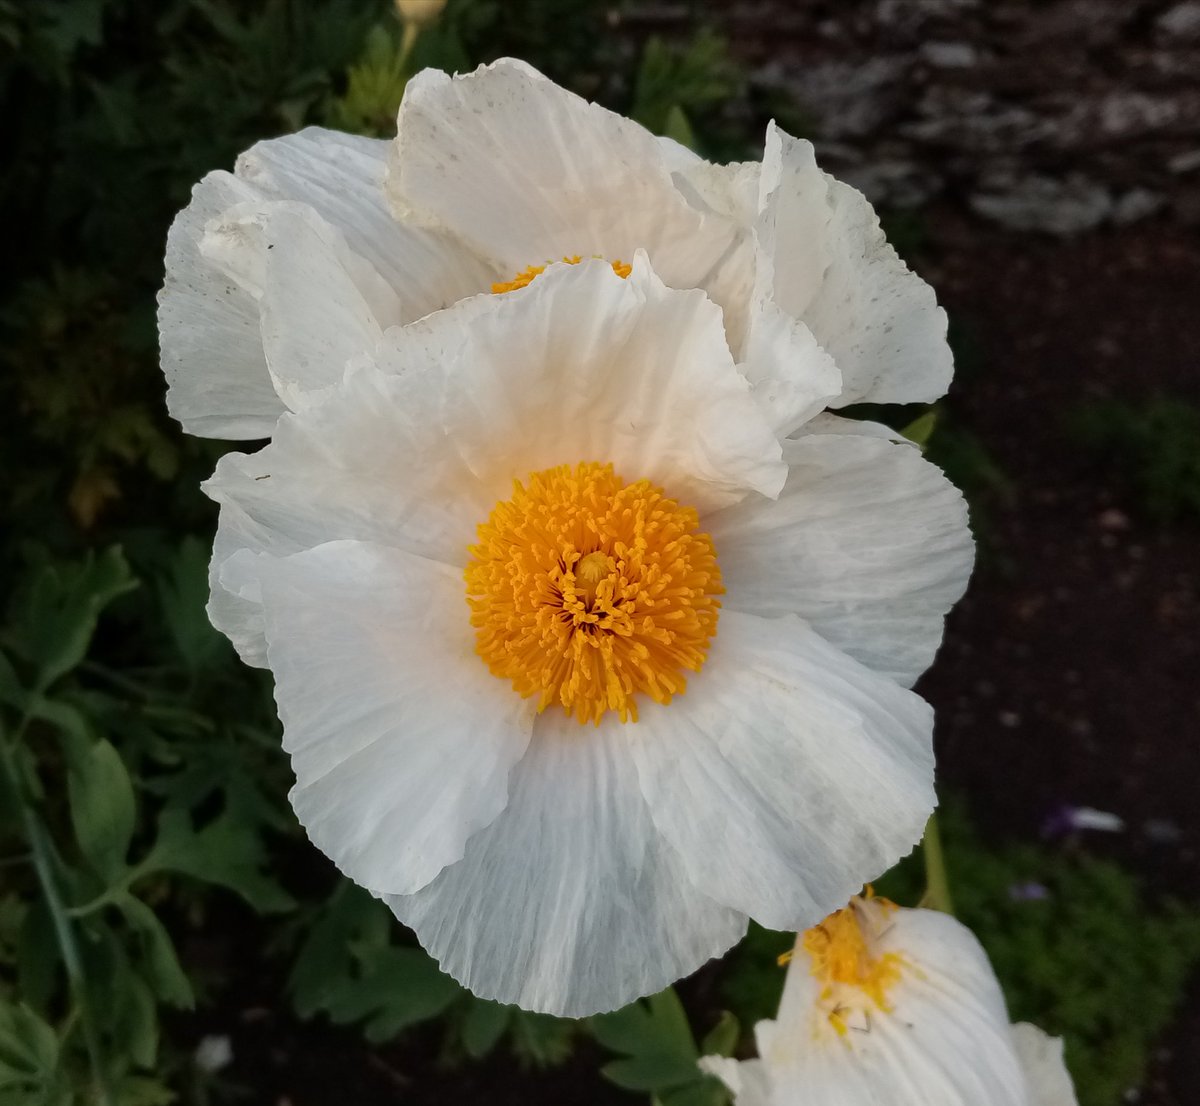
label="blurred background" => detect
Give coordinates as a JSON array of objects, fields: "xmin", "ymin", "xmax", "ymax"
[{"xmin": 1, "ymin": 1, "xmax": 1197, "ymax": 1103}]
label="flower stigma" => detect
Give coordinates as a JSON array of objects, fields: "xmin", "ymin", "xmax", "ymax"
[
  {"xmin": 465, "ymin": 462, "xmax": 722, "ymax": 724},
  {"xmin": 491, "ymin": 255, "xmax": 633, "ymax": 294},
  {"xmin": 800, "ymin": 893, "xmax": 905, "ymax": 1037}
]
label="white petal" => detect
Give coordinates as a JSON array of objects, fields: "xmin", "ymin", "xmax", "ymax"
[
  {"xmin": 764, "ymin": 909, "xmax": 1029, "ymax": 1106},
  {"xmin": 797, "ymin": 412, "xmax": 914, "ymax": 443},
  {"xmin": 756, "ymin": 123, "xmax": 952, "ymax": 407},
  {"xmin": 739, "ymin": 299, "xmax": 842, "ymax": 435},
  {"xmin": 1011, "ymin": 1024, "xmax": 1078, "ymax": 1106},
  {"xmin": 708, "ymin": 433, "xmax": 974, "ymax": 687},
  {"xmin": 388, "ymin": 59, "xmax": 738, "ymax": 293},
  {"xmin": 235, "ymin": 126, "xmax": 494, "ymax": 320},
  {"xmin": 698, "ymin": 1056, "xmax": 771, "ymax": 1106},
  {"xmin": 203, "ymin": 359, "xmax": 490, "ymax": 665},
  {"xmin": 157, "ymin": 172, "xmax": 284, "ymax": 439},
  {"xmin": 385, "ymin": 715, "xmax": 747, "ymax": 1016},
  {"xmin": 672, "ymin": 158, "xmax": 762, "ymax": 228},
  {"xmin": 378, "ymin": 253, "xmax": 786, "ymax": 512},
  {"xmin": 629, "ymin": 611, "xmax": 935, "ymax": 932},
  {"xmin": 200, "ymin": 201, "xmax": 403, "ymax": 410},
  {"xmin": 244, "ymin": 540, "xmax": 534, "ymax": 896}
]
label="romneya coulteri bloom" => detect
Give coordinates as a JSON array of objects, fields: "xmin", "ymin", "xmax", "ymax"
[
  {"xmin": 159, "ymin": 61, "xmax": 975, "ymax": 1016},
  {"xmin": 159, "ymin": 57, "xmax": 951, "ymax": 439},
  {"xmin": 701, "ymin": 894, "xmax": 1079, "ymax": 1106}
]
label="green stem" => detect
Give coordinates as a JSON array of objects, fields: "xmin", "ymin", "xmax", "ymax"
[
  {"xmin": 919, "ymin": 812, "xmax": 955, "ymax": 915},
  {"xmin": 398, "ymin": 19, "xmax": 421, "ymax": 73},
  {"xmin": 0, "ymin": 717, "xmax": 114, "ymax": 1106},
  {"xmin": 66, "ymin": 867, "xmax": 142, "ymax": 918}
]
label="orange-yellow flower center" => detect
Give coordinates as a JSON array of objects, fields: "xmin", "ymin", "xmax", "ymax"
[
  {"xmin": 464, "ymin": 462, "xmax": 722, "ymax": 724},
  {"xmin": 802, "ymin": 894, "xmax": 904, "ymax": 1036},
  {"xmin": 491, "ymin": 255, "xmax": 633, "ymax": 294}
]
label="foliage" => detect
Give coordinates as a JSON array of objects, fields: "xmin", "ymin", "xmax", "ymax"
[
  {"xmin": 592, "ymin": 989, "xmax": 735, "ymax": 1106},
  {"xmin": 719, "ymin": 805, "xmax": 1200, "ymax": 1106},
  {"xmin": 0, "ymin": 543, "xmax": 292, "ymax": 1104},
  {"xmin": 1071, "ymin": 396, "xmax": 1200, "ymax": 524}
]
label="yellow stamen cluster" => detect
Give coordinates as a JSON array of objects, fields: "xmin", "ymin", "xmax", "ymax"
[
  {"xmin": 802, "ymin": 894, "xmax": 904, "ymax": 1036},
  {"xmin": 465, "ymin": 462, "xmax": 722, "ymax": 724},
  {"xmin": 491, "ymin": 255, "xmax": 633, "ymax": 294}
]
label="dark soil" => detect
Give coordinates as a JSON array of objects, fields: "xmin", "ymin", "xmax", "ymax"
[{"xmin": 917, "ymin": 212, "xmax": 1200, "ymax": 1106}]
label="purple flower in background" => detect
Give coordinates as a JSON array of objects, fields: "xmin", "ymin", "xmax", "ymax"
[
  {"xmin": 1041, "ymin": 805, "xmax": 1125, "ymax": 839},
  {"xmin": 1008, "ymin": 881, "xmax": 1051, "ymax": 902}
]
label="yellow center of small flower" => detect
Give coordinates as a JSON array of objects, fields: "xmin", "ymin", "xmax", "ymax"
[
  {"xmin": 465, "ymin": 462, "xmax": 722, "ymax": 724},
  {"xmin": 491, "ymin": 255, "xmax": 633, "ymax": 294},
  {"xmin": 801, "ymin": 894, "xmax": 904, "ymax": 1036}
]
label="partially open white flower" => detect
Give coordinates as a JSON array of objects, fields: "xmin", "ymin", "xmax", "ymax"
[
  {"xmin": 203, "ymin": 254, "xmax": 973, "ymax": 1016},
  {"xmin": 159, "ymin": 57, "xmax": 949, "ymax": 442},
  {"xmin": 701, "ymin": 896, "xmax": 1078, "ymax": 1106}
]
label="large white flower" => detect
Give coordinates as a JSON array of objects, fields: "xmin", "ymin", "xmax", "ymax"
[
  {"xmin": 701, "ymin": 896, "xmax": 1079, "ymax": 1106},
  {"xmin": 159, "ymin": 57, "xmax": 949, "ymax": 442},
  {"xmin": 200, "ymin": 253, "xmax": 973, "ymax": 1016}
]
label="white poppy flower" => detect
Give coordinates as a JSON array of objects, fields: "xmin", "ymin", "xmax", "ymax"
[
  {"xmin": 701, "ymin": 896, "xmax": 1079, "ymax": 1106},
  {"xmin": 201, "ymin": 254, "xmax": 973, "ymax": 1016},
  {"xmin": 159, "ymin": 57, "xmax": 948, "ymax": 442}
]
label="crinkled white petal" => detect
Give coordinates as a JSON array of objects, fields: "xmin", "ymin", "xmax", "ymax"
[
  {"xmin": 628, "ymin": 611, "xmax": 935, "ymax": 932},
  {"xmin": 1011, "ymin": 1024, "xmax": 1078, "ymax": 1106},
  {"xmin": 201, "ymin": 200, "xmax": 404, "ymax": 410},
  {"xmin": 739, "ymin": 299, "xmax": 842, "ymax": 435},
  {"xmin": 238, "ymin": 540, "xmax": 534, "ymax": 896},
  {"xmin": 698, "ymin": 1056, "xmax": 771, "ymax": 1106},
  {"xmin": 159, "ymin": 129, "xmax": 492, "ymax": 439},
  {"xmin": 388, "ymin": 59, "xmax": 739, "ymax": 294},
  {"xmin": 203, "ymin": 358, "xmax": 490, "ymax": 666},
  {"xmin": 708, "ymin": 433, "xmax": 974, "ymax": 687},
  {"xmin": 234, "ymin": 126, "xmax": 494, "ymax": 320},
  {"xmin": 376, "ymin": 253, "xmax": 786, "ymax": 512},
  {"xmin": 760, "ymin": 909, "xmax": 1029, "ymax": 1106},
  {"xmin": 385, "ymin": 714, "xmax": 747, "ymax": 1017},
  {"xmin": 157, "ymin": 171, "xmax": 284, "ymax": 438},
  {"xmin": 755, "ymin": 123, "xmax": 952, "ymax": 407},
  {"xmin": 664, "ymin": 155, "xmax": 763, "ymax": 356}
]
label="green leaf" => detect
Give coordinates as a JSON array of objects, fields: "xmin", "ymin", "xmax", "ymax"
[
  {"xmin": 601, "ymin": 1054, "xmax": 704, "ymax": 1092},
  {"xmin": 461, "ymin": 999, "xmax": 512, "ymax": 1059},
  {"xmin": 0, "ymin": 999, "xmax": 59, "ymax": 1090},
  {"xmin": 646, "ymin": 988, "xmax": 696, "ymax": 1056},
  {"xmin": 120, "ymin": 975, "xmax": 159, "ymax": 1069},
  {"xmin": 657, "ymin": 1079, "xmax": 730, "ymax": 1106},
  {"xmin": 143, "ymin": 809, "xmax": 294, "ymax": 913},
  {"xmin": 508, "ymin": 1010, "xmax": 574, "ymax": 1069},
  {"xmin": 323, "ymin": 945, "xmax": 461, "ymax": 1043},
  {"xmin": 155, "ymin": 537, "xmax": 226, "ymax": 671},
  {"xmin": 288, "ymin": 882, "xmax": 390, "ymax": 1019},
  {"xmin": 593, "ymin": 987, "xmax": 696, "ymax": 1060},
  {"xmin": 591, "ymin": 999, "xmax": 655, "ymax": 1054},
  {"xmin": 68, "ymin": 738, "xmax": 135, "ymax": 882},
  {"xmin": 5, "ymin": 548, "xmax": 137, "ymax": 691},
  {"xmin": 662, "ymin": 104, "xmax": 696, "ymax": 150},
  {"xmin": 115, "ymin": 895, "xmax": 194, "ymax": 1009},
  {"xmin": 699, "ymin": 1011, "xmax": 740, "ymax": 1058},
  {"xmin": 900, "ymin": 409, "xmax": 938, "ymax": 449}
]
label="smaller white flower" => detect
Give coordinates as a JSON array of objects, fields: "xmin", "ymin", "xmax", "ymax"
[{"xmin": 701, "ymin": 895, "xmax": 1078, "ymax": 1106}]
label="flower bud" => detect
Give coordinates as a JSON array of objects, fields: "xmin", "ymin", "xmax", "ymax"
[{"xmin": 394, "ymin": 0, "xmax": 447, "ymax": 27}]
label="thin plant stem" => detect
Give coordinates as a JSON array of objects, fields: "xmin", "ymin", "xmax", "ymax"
[{"xmin": 919, "ymin": 812, "xmax": 955, "ymax": 915}]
